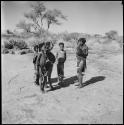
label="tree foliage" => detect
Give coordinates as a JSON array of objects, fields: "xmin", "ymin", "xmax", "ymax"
[
  {"xmin": 16, "ymin": 1, "xmax": 67, "ymax": 35},
  {"xmin": 44, "ymin": 9, "xmax": 67, "ymax": 30}
]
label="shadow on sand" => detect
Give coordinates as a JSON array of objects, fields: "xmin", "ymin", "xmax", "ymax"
[
  {"xmin": 47, "ymin": 75, "xmax": 105, "ymax": 92},
  {"xmin": 47, "ymin": 75, "xmax": 78, "ymax": 92},
  {"xmin": 77, "ymin": 76, "xmax": 106, "ymax": 88}
]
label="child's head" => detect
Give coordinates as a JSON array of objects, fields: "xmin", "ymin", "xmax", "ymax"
[
  {"xmin": 59, "ymin": 42, "xmax": 64, "ymax": 50},
  {"xmin": 34, "ymin": 45, "xmax": 39, "ymax": 52},
  {"xmin": 77, "ymin": 38, "xmax": 86, "ymax": 46},
  {"xmin": 45, "ymin": 41, "xmax": 51, "ymax": 51},
  {"xmin": 38, "ymin": 43, "xmax": 45, "ymax": 52}
]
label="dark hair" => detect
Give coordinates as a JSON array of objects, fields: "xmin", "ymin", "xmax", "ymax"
[
  {"xmin": 45, "ymin": 41, "xmax": 52, "ymax": 50},
  {"xmin": 59, "ymin": 42, "xmax": 64, "ymax": 46},
  {"xmin": 38, "ymin": 43, "xmax": 45, "ymax": 51},
  {"xmin": 39, "ymin": 43, "xmax": 45, "ymax": 48},
  {"xmin": 78, "ymin": 38, "xmax": 86, "ymax": 44},
  {"xmin": 45, "ymin": 41, "xmax": 51, "ymax": 47},
  {"xmin": 34, "ymin": 44, "xmax": 39, "ymax": 51}
]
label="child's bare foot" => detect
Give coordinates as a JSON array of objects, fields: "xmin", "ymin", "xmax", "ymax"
[
  {"xmin": 41, "ymin": 90, "xmax": 45, "ymax": 94},
  {"xmin": 50, "ymin": 85, "xmax": 54, "ymax": 90},
  {"xmin": 41, "ymin": 88, "xmax": 45, "ymax": 93},
  {"xmin": 77, "ymin": 83, "xmax": 83, "ymax": 88}
]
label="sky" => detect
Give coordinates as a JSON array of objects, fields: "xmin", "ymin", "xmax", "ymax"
[{"xmin": 1, "ymin": 1, "xmax": 123, "ymax": 35}]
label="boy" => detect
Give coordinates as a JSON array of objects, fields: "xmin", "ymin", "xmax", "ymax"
[
  {"xmin": 56, "ymin": 42, "xmax": 66, "ymax": 84},
  {"xmin": 76, "ymin": 38, "xmax": 88, "ymax": 87}
]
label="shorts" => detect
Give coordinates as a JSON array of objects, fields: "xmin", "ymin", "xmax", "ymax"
[{"xmin": 77, "ymin": 58, "xmax": 86, "ymax": 74}]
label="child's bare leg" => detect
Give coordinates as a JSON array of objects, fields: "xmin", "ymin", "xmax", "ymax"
[
  {"xmin": 78, "ymin": 73, "xmax": 83, "ymax": 87},
  {"xmin": 82, "ymin": 72, "xmax": 85, "ymax": 83},
  {"xmin": 35, "ymin": 73, "xmax": 39, "ymax": 85},
  {"xmin": 48, "ymin": 77, "xmax": 54, "ymax": 89},
  {"xmin": 77, "ymin": 66, "xmax": 82, "ymax": 84},
  {"xmin": 78, "ymin": 60, "xmax": 86, "ymax": 86},
  {"xmin": 47, "ymin": 64, "xmax": 54, "ymax": 89},
  {"xmin": 45, "ymin": 76, "xmax": 49, "ymax": 88},
  {"xmin": 40, "ymin": 76, "xmax": 46, "ymax": 93}
]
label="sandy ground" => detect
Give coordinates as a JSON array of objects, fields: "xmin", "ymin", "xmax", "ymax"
[{"xmin": 2, "ymin": 51, "xmax": 123, "ymax": 124}]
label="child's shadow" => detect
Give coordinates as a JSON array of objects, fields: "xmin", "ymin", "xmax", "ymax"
[
  {"xmin": 51, "ymin": 77, "xmax": 58, "ymax": 83},
  {"xmin": 78, "ymin": 76, "xmax": 106, "ymax": 88},
  {"xmin": 47, "ymin": 76, "xmax": 78, "ymax": 92},
  {"xmin": 61, "ymin": 75, "xmax": 78, "ymax": 87},
  {"xmin": 47, "ymin": 76, "xmax": 77, "ymax": 92},
  {"xmin": 62, "ymin": 75, "xmax": 106, "ymax": 88},
  {"xmin": 47, "ymin": 75, "xmax": 105, "ymax": 92}
]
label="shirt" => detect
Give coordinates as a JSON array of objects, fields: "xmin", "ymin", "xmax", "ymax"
[{"xmin": 56, "ymin": 50, "xmax": 66, "ymax": 63}]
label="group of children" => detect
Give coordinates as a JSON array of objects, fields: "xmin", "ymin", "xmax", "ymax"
[{"xmin": 33, "ymin": 37, "xmax": 88, "ymax": 89}]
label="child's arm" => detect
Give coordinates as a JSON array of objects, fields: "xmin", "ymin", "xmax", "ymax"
[
  {"xmin": 56, "ymin": 52, "xmax": 58, "ymax": 61},
  {"xmin": 85, "ymin": 46, "xmax": 88, "ymax": 57},
  {"xmin": 33, "ymin": 55, "xmax": 36, "ymax": 64},
  {"xmin": 64, "ymin": 51, "xmax": 67, "ymax": 62},
  {"xmin": 36, "ymin": 53, "xmax": 41, "ymax": 66},
  {"xmin": 33, "ymin": 53, "xmax": 37, "ymax": 64}
]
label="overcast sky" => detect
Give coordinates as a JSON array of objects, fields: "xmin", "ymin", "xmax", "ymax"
[{"xmin": 1, "ymin": 1, "xmax": 123, "ymax": 35}]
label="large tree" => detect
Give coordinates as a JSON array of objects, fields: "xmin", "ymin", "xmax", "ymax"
[{"xmin": 16, "ymin": 1, "xmax": 67, "ymax": 35}]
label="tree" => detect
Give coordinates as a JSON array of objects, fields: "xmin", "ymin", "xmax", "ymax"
[
  {"xmin": 44, "ymin": 9, "xmax": 67, "ymax": 30},
  {"xmin": 16, "ymin": 1, "xmax": 67, "ymax": 35},
  {"xmin": 24, "ymin": 1, "xmax": 46, "ymax": 32},
  {"xmin": 16, "ymin": 20, "xmax": 32, "ymax": 33}
]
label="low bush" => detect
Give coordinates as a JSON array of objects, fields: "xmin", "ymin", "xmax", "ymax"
[
  {"xmin": 19, "ymin": 49, "xmax": 33, "ymax": 55},
  {"xmin": 27, "ymin": 49, "xmax": 33, "ymax": 53},
  {"xmin": 4, "ymin": 41, "xmax": 13, "ymax": 49},
  {"xmin": 2, "ymin": 48, "xmax": 9, "ymax": 54},
  {"xmin": 4, "ymin": 39, "xmax": 28, "ymax": 50},
  {"xmin": 15, "ymin": 40, "xmax": 28, "ymax": 49},
  {"xmin": 20, "ymin": 50, "xmax": 26, "ymax": 55}
]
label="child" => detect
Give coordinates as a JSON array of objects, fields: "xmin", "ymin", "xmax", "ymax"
[
  {"xmin": 36, "ymin": 42, "xmax": 55, "ymax": 91},
  {"xmin": 35, "ymin": 42, "xmax": 48, "ymax": 91},
  {"xmin": 56, "ymin": 42, "xmax": 66, "ymax": 84},
  {"xmin": 45, "ymin": 41, "xmax": 55, "ymax": 89},
  {"xmin": 76, "ymin": 38, "xmax": 88, "ymax": 87},
  {"xmin": 33, "ymin": 44, "xmax": 39, "ymax": 85}
]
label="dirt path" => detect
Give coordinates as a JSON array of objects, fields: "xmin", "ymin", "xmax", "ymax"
[{"xmin": 2, "ymin": 53, "xmax": 123, "ymax": 124}]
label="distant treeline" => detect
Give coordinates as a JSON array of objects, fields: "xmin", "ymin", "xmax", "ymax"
[{"xmin": 1, "ymin": 30, "xmax": 123, "ymax": 55}]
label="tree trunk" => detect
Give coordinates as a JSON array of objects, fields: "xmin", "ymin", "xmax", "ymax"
[
  {"xmin": 48, "ymin": 23, "xmax": 50, "ymax": 30},
  {"xmin": 47, "ymin": 20, "xmax": 51, "ymax": 31}
]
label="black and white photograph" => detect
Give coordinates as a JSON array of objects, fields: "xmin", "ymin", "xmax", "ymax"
[{"xmin": 1, "ymin": 1, "xmax": 123, "ymax": 124}]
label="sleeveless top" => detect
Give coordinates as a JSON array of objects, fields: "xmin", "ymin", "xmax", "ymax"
[{"xmin": 76, "ymin": 44, "xmax": 88, "ymax": 59}]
